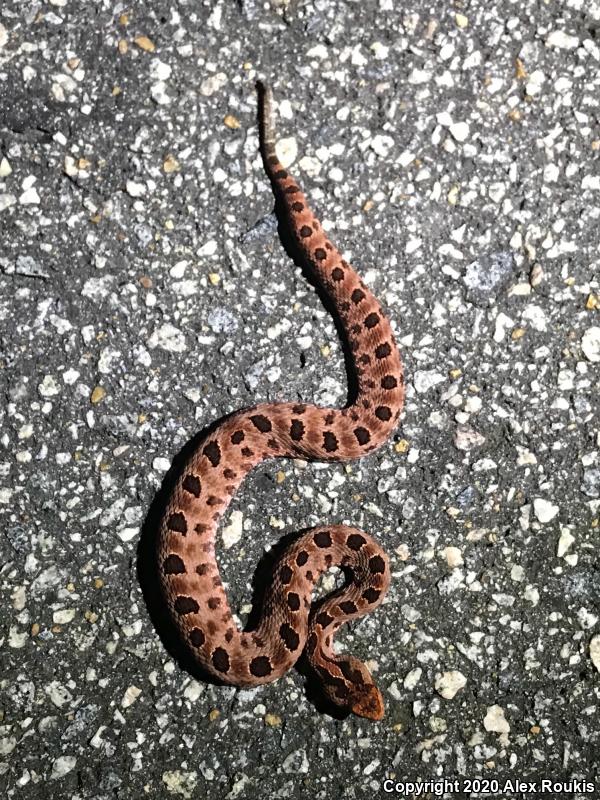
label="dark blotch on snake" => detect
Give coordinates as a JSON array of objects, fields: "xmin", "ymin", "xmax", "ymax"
[
  {"xmin": 250, "ymin": 656, "xmax": 273, "ymax": 677},
  {"xmin": 174, "ymin": 596, "xmax": 199, "ymax": 615},
  {"xmin": 314, "ymin": 530, "xmax": 332, "ymax": 548},
  {"xmin": 354, "ymin": 427, "xmax": 370, "ymax": 445},
  {"xmin": 189, "ymin": 628, "xmax": 205, "ymax": 647},
  {"xmin": 287, "ymin": 592, "xmax": 301, "ymax": 611},
  {"xmin": 315, "ymin": 611, "xmax": 333, "ymax": 628},
  {"xmin": 375, "ymin": 406, "xmax": 392, "ymax": 421},
  {"xmin": 167, "ymin": 512, "xmax": 187, "ymax": 534},
  {"xmin": 290, "ymin": 419, "xmax": 305, "ymax": 441},
  {"xmin": 250, "ymin": 414, "xmax": 272, "ymax": 433},
  {"xmin": 323, "ymin": 431, "xmax": 338, "ymax": 452},
  {"xmin": 346, "ymin": 533, "xmax": 367, "ymax": 550},
  {"xmin": 279, "ymin": 564, "xmax": 293, "ymax": 584},
  {"xmin": 375, "ymin": 342, "xmax": 391, "ymax": 359},
  {"xmin": 203, "ymin": 441, "xmax": 221, "ymax": 466},
  {"xmin": 212, "ymin": 647, "xmax": 230, "ymax": 673},
  {"xmin": 182, "ymin": 474, "xmax": 201, "ymax": 497},
  {"xmin": 362, "ymin": 588, "xmax": 381, "ymax": 604},
  {"xmin": 339, "ymin": 660, "xmax": 364, "ymax": 683},
  {"xmin": 163, "ymin": 554, "xmax": 186, "ymax": 575},
  {"xmin": 279, "ymin": 622, "xmax": 300, "ymax": 651},
  {"xmin": 369, "ymin": 555, "xmax": 386, "ymax": 574}
]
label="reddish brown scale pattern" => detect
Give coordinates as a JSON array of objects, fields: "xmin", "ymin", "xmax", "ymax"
[{"xmin": 156, "ymin": 83, "xmax": 404, "ymax": 722}]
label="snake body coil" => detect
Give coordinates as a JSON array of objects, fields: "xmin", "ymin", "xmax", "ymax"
[{"xmin": 157, "ymin": 83, "xmax": 405, "ymax": 720}]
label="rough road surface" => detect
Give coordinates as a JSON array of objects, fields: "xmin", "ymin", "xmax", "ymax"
[{"xmin": 1, "ymin": 1, "xmax": 599, "ymax": 798}]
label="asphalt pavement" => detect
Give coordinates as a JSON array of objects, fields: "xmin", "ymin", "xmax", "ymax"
[{"xmin": 1, "ymin": 1, "xmax": 599, "ymax": 798}]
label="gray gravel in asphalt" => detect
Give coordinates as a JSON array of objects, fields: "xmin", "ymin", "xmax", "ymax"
[{"xmin": 1, "ymin": 1, "xmax": 599, "ymax": 798}]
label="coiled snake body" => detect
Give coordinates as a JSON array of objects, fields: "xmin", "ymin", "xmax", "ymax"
[{"xmin": 157, "ymin": 83, "xmax": 404, "ymax": 720}]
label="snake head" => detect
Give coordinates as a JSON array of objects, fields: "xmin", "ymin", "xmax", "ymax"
[
  {"xmin": 319, "ymin": 655, "xmax": 386, "ymax": 720},
  {"xmin": 349, "ymin": 683, "xmax": 385, "ymax": 721}
]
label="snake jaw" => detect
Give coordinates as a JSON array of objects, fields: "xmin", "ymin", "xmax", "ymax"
[{"xmin": 350, "ymin": 684, "xmax": 385, "ymax": 721}]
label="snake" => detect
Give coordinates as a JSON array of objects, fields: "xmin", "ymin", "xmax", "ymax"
[{"xmin": 156, "ymin": 82, "xmax": 405, "ymax": 721}]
